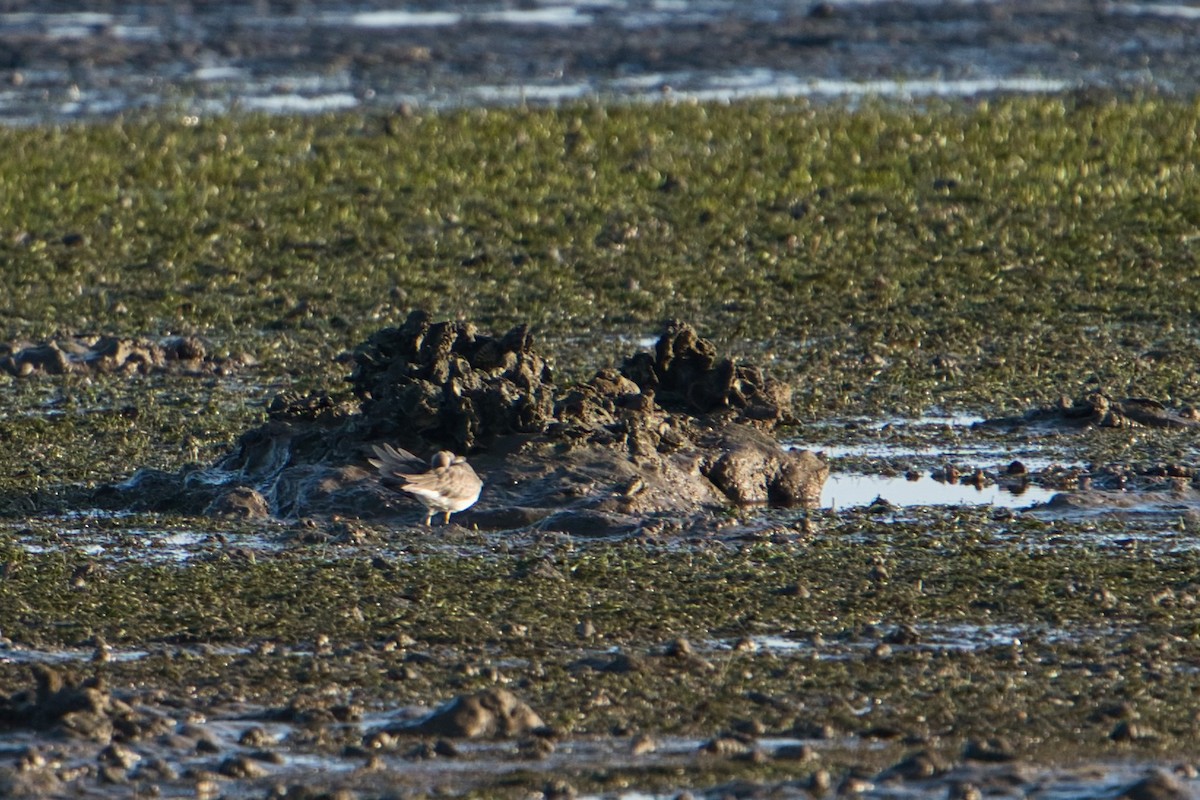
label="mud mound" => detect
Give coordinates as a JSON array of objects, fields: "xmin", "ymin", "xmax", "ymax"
[
  {"xmin": 349, "ymin": 311, "xmax": 554, "ymax": 451},
  {"xmin": 380, "ymin": 688, "xmax": 546, "ymax": 739},
  {"xmin": 621, "ymin": 319, "xmax": 793, "ymax": 425},
  {"xmin": 100, "ymin": 313, "xmax": 826, "ymax": 534}
]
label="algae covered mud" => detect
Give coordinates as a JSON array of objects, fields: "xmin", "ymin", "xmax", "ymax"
[{"xmin": 4, "ymin": 97, "xmax": 1200, "ymax": 797}]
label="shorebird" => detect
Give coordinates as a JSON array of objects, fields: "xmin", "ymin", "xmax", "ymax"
[{"xmin": 369, "ymin": 443, "xmax": 482, "ymax": 526}]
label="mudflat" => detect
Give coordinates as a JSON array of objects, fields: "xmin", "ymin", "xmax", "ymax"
[{"xmin": 2, "ymin": 98, "xmax": 1200, "ymax": 798}]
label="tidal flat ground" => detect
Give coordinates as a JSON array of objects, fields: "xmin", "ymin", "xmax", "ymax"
[{"xmin": 3, "ymin": 97, "xmax": 1200, "ymax": 797}]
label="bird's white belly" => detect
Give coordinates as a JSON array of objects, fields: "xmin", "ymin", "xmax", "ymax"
[{"xmin": 405, "ymin": 485, "xmax": 480, "ymax": 513}]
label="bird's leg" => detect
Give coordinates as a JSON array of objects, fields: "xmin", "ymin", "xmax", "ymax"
[
  {"xmin": 424, "ymin": 511, "xmax": 433, "ymax": 527},
  {"xmin": 443, "ymin": 511, "xmax": 451, "ymax": 525}
]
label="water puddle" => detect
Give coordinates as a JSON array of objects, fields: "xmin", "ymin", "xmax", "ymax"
[
  {"xmin": 1025, "ymin": 488, "xmax": 1200, "ymax": 526},
  {"xmin": 334, "ymin": 11, "xmax": 462, "ymax": 28},
  {"xmin": 791, "ymin": 414, "xmax": 1069, "ymax": 510},
  {"xmin": 820, "ymin": 472, "xmax": 1058, "ymax": 510},
  {"xmin": 671, "ymin": 73, "xmax": 1072, "ymax": 104},
  {"xmin": 1106, "ymin": 2, "xmax": 1200, "ymax": 20},
  {"xmin": 6, "ymin": 517, "xmax": 287, "ymax": 565},
  {"xmin": 0, "ymin": 643, "xmax": 149, "ymax": 665},
  {"xmin": 714, "ymin": 621, "xmax": 1091, "ymax": 659}
]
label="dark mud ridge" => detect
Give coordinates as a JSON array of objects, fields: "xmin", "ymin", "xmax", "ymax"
[
  {"xmin": 99, "ymin": 313, "xmax": 827, "ymax": 535},
  {"xmin": 978, "ymin": 391, "xmax": 1200, "ymax": 519},
  {"xmin": 980, "ymin": 392, "xmax": 1200, "ymax": 432},
  {"xmin": 0, "ymin": 335, "xmax": 246, "ymax": 377}
]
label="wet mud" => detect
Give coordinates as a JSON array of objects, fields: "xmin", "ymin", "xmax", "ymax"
[{"xmin": 5, "ymin": 72, "xmax": 1200, "ymax": 795}]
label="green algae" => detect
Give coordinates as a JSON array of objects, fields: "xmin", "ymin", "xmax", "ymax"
[{"xmin": 2, "ymin": 96, "xmax": 1200, "ymax": 420}]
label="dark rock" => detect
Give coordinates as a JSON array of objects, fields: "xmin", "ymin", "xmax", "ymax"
[
  {"xmin": 206, "ymin": 485, "xmax": 270, "ymax": 519},
  {"xmin": 348, "ymin": 311, "xmax": 555, "ymax": 451},
  {"xmin": 543, "ymin": 778, "xmax": 576, "ymax": 799},
  {"xmin": 269, "ymin": 391, "xmax": 354, "ymax": 423},
  {"xmin": 775, "ymin": 743, "xmax": 815, "ymax": 761},
  {"xmin": 238, "ymin": 726, "xmax": 274, "ymax": 747},
  {"xmin": 218, "ymin": 755, "xmax": 269, "ymax": 778},
  {"xmin": 382, "ymin": 688, "xmax": 545, "ymax": 739},
  {"xmin": 1110, "ymin": 720, "xmax": 1157, "ymax": 742},
  {"xmin": 878, "ymin": 749, "xmax": 950, "ymax": 781},
  {"xmin": 621, "ymin": 320, "xmax": 793, "ymax": 425},
  {"xmin": 571, "ymin": 651, "xmax": 645, "ymax": 673},
  {"xmin": 699, "ymin": 736, "xmax": 752, "ymax": 757},
  {"xmin": 962, "ymin": 737, "xmax": 1016, "ymax": 762},
  {"xmin": 0, "ymin": 666, "xmax": 158, "ymax": 745},
  {"xmin": 99, "ymin": 743, "xmax": 140, "ymax": 769},
  {"xmin": 1115, "ymin": 770, "xmax": 1192, "ymax": 800},
  {"xmin": 883, "ymin": 624, "xmax": 920, "ymax": 645}
]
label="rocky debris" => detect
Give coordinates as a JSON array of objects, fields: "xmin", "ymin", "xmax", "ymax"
[
  {"xmin": 100, "ymin": 314, "xmax": 827, "ymax": 532},
  {"xmin": 0, "ymin": 334, "xmax": 242, "ymax": 377},
  {"xmin": 1026, "ymin": 466, "xmax": 1200, "ymax": 520},
  {"xmin": 980, "ymin": 392, "xmax": 1200, "ymax": 431},
  {"xmin": 571, "ymin": 650, "xmax": 645, "ymax": 674},
  {"xmin": 699, "ymin": 735, "xmax": 754, "ymax": 758},
  {"xmin": 206, "ymin": 485, "xmax": 271, "ymax": 519},
  {"xmin": 0, "ymin": 666, "xmax": 159, "ymax": 744},
  {"xmin": 381, "ymin": 688, "xmax": 546, "ymax": 739},
  {"xmin": 702, "ymin": 439, "xmax": 826, "ymax": 506},
  {"xmin": 962, "ymin": 737, "xmax": 1017, "ymax": 763}
]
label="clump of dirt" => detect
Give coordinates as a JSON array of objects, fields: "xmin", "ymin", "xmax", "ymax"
[
  {"xmin": 0, "ymin": 335, "xmax": 245, "ymax": 377},
  {"xmin": 622, "ymin": 319, "xmax": 793, "ymax": 425},
  {"xmin": 349, "ymin": 315, "xmax": 555, "ymax": 452},
  {"xmin": 99, "ymin": 312, "xmax": 827, "ymax": 534}
]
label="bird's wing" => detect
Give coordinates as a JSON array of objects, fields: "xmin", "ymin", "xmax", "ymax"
[
  {"xmin": 401, "ymin": 467, "xmax": 458, "ymax": 495},
  {"xmin": 368, "ymin": 443, "xmax": 427, "ymax": 478}
]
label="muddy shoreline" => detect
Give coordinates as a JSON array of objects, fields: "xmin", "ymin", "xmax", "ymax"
[{"xmin": 1, "ymin": 0, "xmax": 1198, "ymax": 123}]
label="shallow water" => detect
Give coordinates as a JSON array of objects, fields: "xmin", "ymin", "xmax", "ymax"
[{"xmin": 718, "ymin": 620, "xmax": 1102, "ymax": 658}]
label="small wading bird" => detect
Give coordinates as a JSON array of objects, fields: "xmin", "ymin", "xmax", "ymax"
[{"xmin": 369, "ymin": 443, "xmax": 482, "ymax": 526}]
